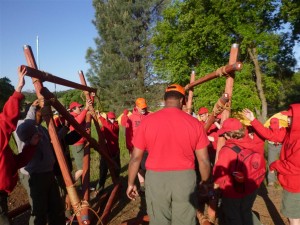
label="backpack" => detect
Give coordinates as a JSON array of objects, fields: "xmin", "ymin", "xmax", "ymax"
[{"xmin": 228, "ymin": 145, "xmax": 266, "ymax": 193}]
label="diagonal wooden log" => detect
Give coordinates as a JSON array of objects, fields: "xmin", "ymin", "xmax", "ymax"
[
  {"xmin": 23, "ymin": 45, "xmax": 84, "ymax": 225},
  {"xmin": 20, "ymin": 65, "xmax": 97, "ymax": 93},
  {"xmin": 39, "ymin": 87, "xmax": 119, "ymax": 172},
  {"xmin": 204, "ymin": 93, "xmax": 229, "ymax": 132},
  {"xmin": 184, "ymin": 62, "xmax": 242, "ymax": 90},
  {"xmin": 78, "ymin": 71, "xmax": 118, "ymax": 183},
  {"xmin": 186, "ymin": 71, "xmax": 195, "ymax": 114}
]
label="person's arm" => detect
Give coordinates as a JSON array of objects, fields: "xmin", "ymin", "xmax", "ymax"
[
  {"xmin": 126, "ymin": 147, "xmax": 144, "ymax": 200},
  {"xmin": 125, "ymin": 119, "xmax": 133, "ymax": 151},
  {"xmin": 242, "ymin": 108, "xmax": 286, "ymax": 142},
  {"xmin": 195, "ymin": 147, "xmax": 211, "ymax": 182},
  {"xmin": 0, "ymin": 67, "xmax": 26, "ymax": 152},
  {"xmin": 25, "ymin": 100, "xmax": 39, "ymax": 120},
  {"xmin": 269, "ymin": 142, "xmax": 300, "ymax": 175},
  {"xmin": 15, "ymin": 66, "xmax": 26, "ymax": 93}
]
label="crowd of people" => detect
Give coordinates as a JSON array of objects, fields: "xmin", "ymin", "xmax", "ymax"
[{"xmin": 0, "ymin": 70, "xmax": 299, "ymax": 225}]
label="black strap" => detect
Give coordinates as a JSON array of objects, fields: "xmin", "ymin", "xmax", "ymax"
[
  {"xmin": 230, "ymin": 145, "xmax": 241, "ymax": 154},
  {"xmin": 227, "ymin": 145, "xmax": 241, "ymax": 170}
]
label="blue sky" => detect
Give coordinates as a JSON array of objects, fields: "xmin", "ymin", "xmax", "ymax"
[
  {"xmin": 1, "ymin": 0, "xmax": 299, "ymax": 92},
  {"xmin": 0, "ymin": 0, "xmax": 97, "ymax": 91}
]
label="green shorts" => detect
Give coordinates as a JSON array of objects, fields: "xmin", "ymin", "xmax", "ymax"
[
  {"xmin": 281, "ymin": 189, "xmax": 300, "ymax": 218},
  {"xmin": 70, "ymin": 144, "xmax": 84, "ymax": 170}
]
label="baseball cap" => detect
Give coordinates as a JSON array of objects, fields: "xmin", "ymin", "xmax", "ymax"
[
  {"xmin": 281, "ymin": 109, "xmax": 292, "ymax": 116},
  {"xmin": 218, "ymin": 118, "xmax": 243, "ymax": 136},
  {"xmin": 16, "ymin": 119, "xmax": 37, "ymax": 142},
  {"xmin": 135, "ymin": 98, "xmax": 147, "ymax": 109},
  {"xmin": 165, "ymin": 84, "xmax": 185, "ymax": 96},
  {"xmin": 107, "ymin": 112, "xmax": 116, "ymax": 119},
  {"xmin": 69, "ymin": 102, "xmax": 83, "ymax": 110},
  {"xmin": 198, "ymin": 107, "xmax": 209, "ymax": 115}
]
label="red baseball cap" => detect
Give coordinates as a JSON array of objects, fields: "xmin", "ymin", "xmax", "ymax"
[
  {"xmin": 69, "ymin": 102, "xmax": 83, "ymax": 110},
  {"xmin": 281, "ymin": 109, "xmax": 292, "ymax": 116},
  {"xmin": 218, "ymin": 118, "xmax": 243, "ymax": 136},
  {"xmin": 107, "ymin": 112, "xmax": 116, "ymax": 119},
  {"xmin": 198, "ymin": 107, "xmax": 209, "ymax": 115}
]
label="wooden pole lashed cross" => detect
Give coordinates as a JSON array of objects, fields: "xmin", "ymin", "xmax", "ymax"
[
  {"xmin": 216, "ymin": 43, "xmax": 240, "ymax": 156},
  {"xmin": 23, "ymin": 45, "xmax": 85, "ymax": 225}
]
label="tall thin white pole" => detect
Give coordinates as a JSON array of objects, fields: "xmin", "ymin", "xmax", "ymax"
[{"xmin": 36, "ymin": 35, "xmax": 39, "ymax": 69}]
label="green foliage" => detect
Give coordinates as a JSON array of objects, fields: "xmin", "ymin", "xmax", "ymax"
[
  {"xmin": 280, "ymin": 0, "xmax": 300, "ymax": 41},
  {"xmin": 0, "ymin": 77, "xmax": 14, "ymax": 111},
  {"xmin": 59, "ymin": 89, "xmax": 85, "ymax": 109},
  {"xmin": 23, "ymin": 91, "xmax": 39, "ymax": 104},
  {"xmin": 281, "ymin": 72, "xmax": 300, "ymax": 107},
  {"xmin": 86, "ymin": 0, "xmax": 170, "ymax": 115},
  {"xmin": 152, "ymin": 0, "xmax": 298, "ymax": 114}
]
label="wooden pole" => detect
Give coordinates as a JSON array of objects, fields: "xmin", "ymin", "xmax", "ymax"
[
  {"xmin": 186, "ymin": 71, "xmax": 195, "ymax": 114},
  {"xmin": 184, "ymin": 62, "xmax": 242, "ymax": 90},
  {"xmin": 23, "ymin": 45, "xmax": 84, "ymax": 225},
  {"xmin": 20, "ymin": 65, "xmax": 97, "ymax": 93}
]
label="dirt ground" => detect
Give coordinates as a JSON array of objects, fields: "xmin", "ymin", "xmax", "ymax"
[{"xmin": 8, "ymin": 177, "xmax": 289, "ymax": 225}]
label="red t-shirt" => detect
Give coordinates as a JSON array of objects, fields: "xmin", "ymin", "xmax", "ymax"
[{"xmin": 133, "ymin": 107, "xmax": 209, "ymax": 171}]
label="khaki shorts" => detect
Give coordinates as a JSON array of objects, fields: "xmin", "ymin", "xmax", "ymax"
[
  {"xmin": 70, "ymin": 144, "xmax": 84, "ymax": 170},
  {"xmin": 281, "ymin": 189, "xmax": 300, "ymax": 218}
]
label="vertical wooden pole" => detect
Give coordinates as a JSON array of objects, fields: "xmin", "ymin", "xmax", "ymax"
[
  {"xmin": 186, "ymin": 71, "xmax": 195, "ymax": 114},
  {"xmin": 216, "ymin": 43, "xmax": 239, "ymax": 157}
]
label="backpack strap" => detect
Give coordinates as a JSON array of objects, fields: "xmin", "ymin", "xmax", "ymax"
[
  {"xmin": 230, "ymin": 145, "xmax": 241, "ymax": 154},
  {"xmin": 226, "ymin": 145, "xmax": 241, "ymax": 170}
]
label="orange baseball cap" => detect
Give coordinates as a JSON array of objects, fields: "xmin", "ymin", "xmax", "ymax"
[
  {"xmin": 165, "ymin": 84, "xmax": 185, "ymax": 96},
  {"xmin": 135, "ymin": 98, "xmax": 147, "ymax": 109}
]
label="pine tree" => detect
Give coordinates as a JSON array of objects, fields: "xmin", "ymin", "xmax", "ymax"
[{"xmin": 86, "ymin": 0, "xmax": 170, "ymax": 115}]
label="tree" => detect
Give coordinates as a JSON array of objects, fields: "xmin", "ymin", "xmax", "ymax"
[
  {"xmin": 280, "ymin": 0, "xmax": 300, "ymax": 41},
  {"xmin": 86, "ymin": 0, "xmax": 170, "ymax": 115},
  {"xmin": 152, "ymin": 0, "xmax": 297, "ymax": 121},
  {"xmin": 0, "ymin": 77, "xmax": 14, "ymax": 111}
]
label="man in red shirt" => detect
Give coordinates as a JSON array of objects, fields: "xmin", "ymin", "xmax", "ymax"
[
  {"xmin": 96, "ymin": 111, "xmax": 121, "ymax": 192},
  {"xmin": 126, "ymin": 84, "xmax": 211, "ymax": 225},
  {"xmin": 126, "ymin": 98, "xmax": 150, "ymax": 191},
  {"xmin": 0, "ymin": 67, "xmax": 40, "ymax": 225},
  {"xmin": 68, "ymin": 101, "xmax": 91, "ymax": 187}
]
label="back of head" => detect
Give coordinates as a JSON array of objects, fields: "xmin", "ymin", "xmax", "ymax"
[
  {"xmin": 218, "ymin": 118, "xmax": 245, "ymax": 139},
  {"xmin": 123, "ymin": 109, "xmax": 129, "ymax": 115},
  {"xmin": 16, "ymin": 119, "xmax": 37, "ymax": 142},
  {"xmin": 269, "ymin": 118, "xmax": 279, "ymax": 130},
  {"xmin": 164, "ymin": 84, "xmax": 185, "ymax": 103}
]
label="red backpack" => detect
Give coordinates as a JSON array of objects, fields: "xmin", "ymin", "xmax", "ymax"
[{"xmin": 228, "ymin": 145, "xmax": 266, "ymax": 193}]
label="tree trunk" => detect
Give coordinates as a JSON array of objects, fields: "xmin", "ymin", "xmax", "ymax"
[{"xmin": 247, "ymin": 47, "xmax": 268, "ymax": 122}]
